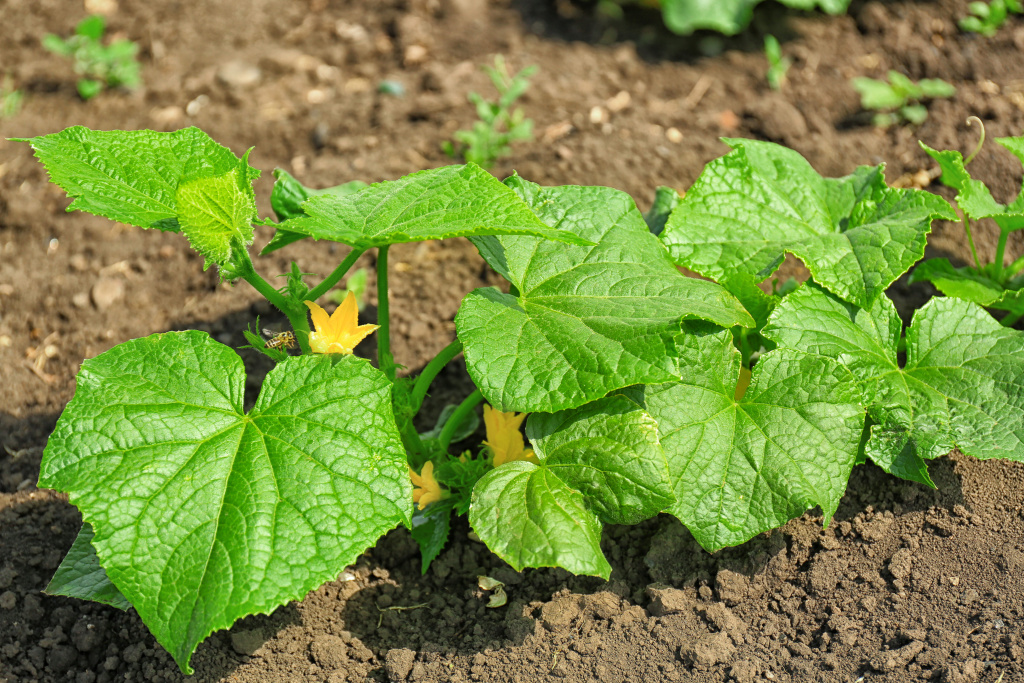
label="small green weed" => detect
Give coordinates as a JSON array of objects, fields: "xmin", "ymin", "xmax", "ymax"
[
  {"xmin": 442, "ymin": 56, "xmax": 537, "ymax": 169},
  {"xmin": 42, "ymin": 15, "xmax": 141, "ymax": 100},
  {"xmin": 851, "ymin": 70, "xmax": 955, "ymax": 127},
  {"xmin": 0, "ymin": 75, "xmax": 23, "ymax": 119},
  {"xmin": 960, "ymin": 0, "xmax": 1022, "ymax": 36},
  {"xmin": 764, "ymin": 35, "xmax": 791, "ymax": 91}
]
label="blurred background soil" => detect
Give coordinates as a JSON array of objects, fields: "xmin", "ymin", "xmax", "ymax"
[{"xmin": 1, "ymin": 0, "xmax": 1023, "ymax": 681}]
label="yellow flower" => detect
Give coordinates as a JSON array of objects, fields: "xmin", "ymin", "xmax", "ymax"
[
  {"xmin": 410, "ymin": 461, "xmax": 448, "ymax": 510},
  {"xmin": 483, "ymin": 404, "xmax": 539, "ymax": 467},
  {"xmin": 303, "ymin": 291, "xmax": 379, "ymax": 355}
]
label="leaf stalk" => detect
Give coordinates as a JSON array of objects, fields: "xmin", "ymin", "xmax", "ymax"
[
  {"xmin": 305, "ymin": 247, "xmax": 366, "ymax": 302},
  {"xmin": 439, "ymin": 389, "xmax": 484, "ymax": 450},
  {"xmin": 410, "ymin": 339, "xmax": 464, "ymax": 415},
  {"xmin": 236, "ymin": 248, "xmax": 312, "ymax": 354},
  {"xmin": 376, "ymin": 246, "xmax": 396, "ymax": 381}
]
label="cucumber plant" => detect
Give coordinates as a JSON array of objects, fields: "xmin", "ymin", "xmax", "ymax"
[{"xmin": 18, "ymin": 126, "xmax": 1024, "ymax": 675}]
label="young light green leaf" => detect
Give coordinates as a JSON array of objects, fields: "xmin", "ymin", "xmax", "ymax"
[
  {"xmin": 175, "ymin": 162, "xmax": 257, "ymax": 267},
  {"xmin": 921, "ymin": 140, "xmax": 1024, "ymax": 231},
  {"xmin": 661, "ymin": 138, "xmax": 956, "ymax": 307},
  {"xmin": 764, "ymin": 284, "xmax": 1024, "ymax": 485},
  {"xmin": 636, "ymin": 327, "xmax": 863, "ymax": 551},
  {"xmin": 262, "ymin": 169, "xmax": 368, "ymax": 254},
  {"xmin": 39, "ymin": 331, "xmax": 410, "ymax": 674},
  {"xmin": 46, "ymin": 523, "xmax": 130, "ymax": 611},
  {"xmin": 469, "ymin": 396, "xmax": 671, "ymax": 578},
  {"xmin": 277, "ymin": 163, "xmax": 589, "ymax": 249},
  {"xmin": 457, "ymin": 179, "xmax": 754, "ymax": 413},
  {"xmin": 15, "ymin": 127, "xmax": 259, "ymax": 232}
]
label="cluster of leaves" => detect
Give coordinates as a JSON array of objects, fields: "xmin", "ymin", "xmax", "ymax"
[
  {"xmin": 19, "ymin": 125, "xmax": 1024, "ymax": 675},
  {"xmin": 851, "ymin": 71, "xmax": 956, "ymax": 127},
  {"xmin": 912, "ymin": 125, "xmax": 1024, "ymax": 325},
  {"xmin": 652, "ymin": 0, "xmax": 852, "ymax": 36},
  {"xmin": 959, "ymin": 0, "xmax": 1022, "ymax": 36},
  {"xmin": 42, "ymin": 15, "xmax": 141, "ymax": 100},
  {"xmin": 764, "ymin": 35, "xmax": 791, "ymax": 91},
  {"xmin": 442, "ymin": 56, "xmax": 536, "ymax": 170}
]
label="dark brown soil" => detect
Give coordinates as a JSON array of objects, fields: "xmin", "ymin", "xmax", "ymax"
[{"xmin": 2, "ymin": 0, "xmax": 1024, "ymax": 682}]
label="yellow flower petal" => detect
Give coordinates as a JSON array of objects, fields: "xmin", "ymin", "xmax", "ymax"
[
  {"xmin": 410, "ymin": 461, "xmax": 448, "ymax": 510},
  {"xmin": 483, "ymin": 405, "xmax": 536, "ymax": 467},
  {"xmin": 304, "ymin": 292, "xmax": 379, "ymax": 355}
]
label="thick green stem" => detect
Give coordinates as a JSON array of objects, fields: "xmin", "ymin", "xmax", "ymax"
[
  {"xmin": 376, "ymin": 246, "xmax": 396, "ymax": 381},
  {"xmin": 305, "ymin": 247, "xmax": 366, "ymax": 302},
  {"xmin": 963, "ymin": 216, "xmax": 982, "ymax": 271},
  {"xmin": 994, "ymin": 228, "xmax": 1010, "ymax": 283},
  {"xmin": 1001, "ymin": 311, "xmax": 1023, "ymax": 328},
  {"xmin": 238, "ymin": 252, "xmax": 312, "ymax": 354},
  {"xmin": 1007, "ymin": 253, "xmax": 1024, "ymax": 279},
  {"xmin": 410, "ymin": 339, "xmax": 464, "ymax": 415},
  {"xmin": 439, "ymin": 389, "xmax": 484, "ymax": 450},
  {"xmin": 399, "ymin": 419, "xmax": 426, "ymax": 460}
]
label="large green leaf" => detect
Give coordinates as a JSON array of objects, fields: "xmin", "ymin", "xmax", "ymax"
[
  {"xmin": 16, "ymin": 127, "xmax": 259, "ymax": 232},
  {"xmin": 635, "ymin": 325, "xmax": 863, "ymax": 551},
  {"xmin": 457, "ymin": 178, "xmax": 754, "ymax": 413},
  {"xmin": 921, "ymin": 138, "xmax": 1024, "ymax": 232},
  {"xmin": 763, "ymin": 284, "xmax": 1024, "ymax": 486},
  {"xmin": 38, "ymin": 331, "xmax": 410, "ymax": 673},
  {"xmin": 277, "ymin": 163, "xmax": 589, "ymax": 249},
  {"xmin": 469, "ymin": 396, "xmax": 672, "ymax": 578},
  {"xmin": 660, "ymin": 138, "xmax": 955, "ymax": 308},
  {"xmin": 46, "ymin": 523, "xmax": 130, "ymax": 611}
]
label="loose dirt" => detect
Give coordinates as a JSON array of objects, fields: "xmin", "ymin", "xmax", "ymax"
[{"xmin": 2, "ymin": 0, "xmax": 1024, "ymax": 681}]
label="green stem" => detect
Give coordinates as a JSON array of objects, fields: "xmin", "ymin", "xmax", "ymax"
[
  {"xmin": 305, "ymin": 247, "xmax": 367, "ymax": 302},
  {"xmin": 376, "ymin": 246, "xmax": 396, "ymax": 381},
  {"xmin": 439, "ymin": 389, "xmax": 484, "ymax": 450},
  {"xmin": 1007, "ymin": 253, "xmax": 1024, "ymax": 279},
  {"xmin": 1001, "ymin": 311, "xmax": 1022, "ymax": 328},
  {"xmin": 410, "ymin": 339, "xmax": 464, "ymax": 415},
  {"xmin": 399, "ymin": 419, "xmax": 426, "ymax": 460},
  {"xmin": 963, "ymin": 216, "xmax": 982, "ymax": 271},
  {"xmin": 994, "ymin": 228, "xmax": 1010, "ymax": 283},
  {"xmin": 238, "ymin": 252, "xmax": 312, "ymax": 354}
]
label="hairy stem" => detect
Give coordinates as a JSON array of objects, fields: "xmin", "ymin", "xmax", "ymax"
[
  {"xmin": 439, "ymin": 389, "xmax": 484, "ymax": 450},
  {"xmin": 305, "ymin": 247, "xmax": 367, "ymax": 302},
  {"xmin": 963, "ymin": 216, "xmax": 982, "ymax": 271},
  {"xmin": 238, "ymin": 251, "xmax": 312, "ymax": 354},
  {"xmin": 410, "ymin": 339, "xmax": 464, "ymax": 415},
  {"xmin": 1007, "ymin": 253, "xmax": 1024, "ymax": 279},
  {"xmin": 994, "ymin": 228, "xmax": 1010, "ymax": 283},
  {"xmin": 399, "ymin": 419, "xmax": 426, "ymax": 460},
  {"xmin": 376, "ymin": 246, "xmax": 396, "ymax": 381}
]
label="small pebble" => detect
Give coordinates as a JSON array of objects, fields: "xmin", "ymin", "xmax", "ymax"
[
  {"xmin": 217, "ymin": 61, "xmax": 261, "ymax": 88},
  {"xmin": 91, "ymin": 277, "xmax": 124, "ymax": 310}
]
